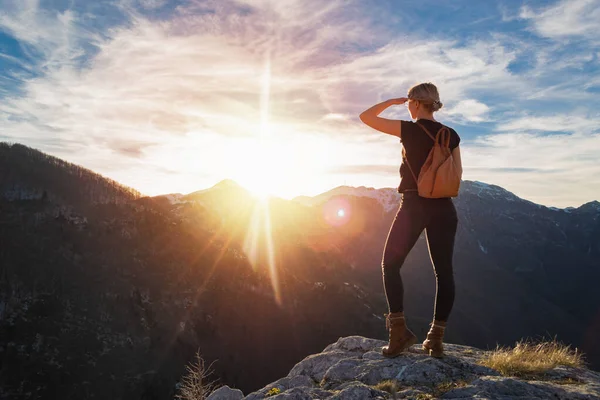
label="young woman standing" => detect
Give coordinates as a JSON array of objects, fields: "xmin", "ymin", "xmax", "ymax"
[{"xmin": 359, "ymin": 82, "xmax": 463, "ymax": 358}]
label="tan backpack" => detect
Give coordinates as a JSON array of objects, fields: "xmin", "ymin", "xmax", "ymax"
[{"xmin": 404, "ymin": 122, "xmax": 461, "ymax": 198}]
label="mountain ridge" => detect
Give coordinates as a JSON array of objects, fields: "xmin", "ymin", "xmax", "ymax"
[
  {"xmin": 155, "ymin": 177, "xmax": 598, "ymax": 214},
  {"xmin": 2, "ymin": 141, "xmax": 597, "ymax": 211}
]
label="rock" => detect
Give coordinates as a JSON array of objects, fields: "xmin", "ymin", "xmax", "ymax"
[
  {"xmin": 442, "ymin": 375, "xmax": 600, "ymax": 399},
  {"xmin": 244, "ymin": 375, "xmax": 316, "ymax": 400},
  {"xmin": 207, "ymin": 385, "xmax": 244, "ymax": 400},
  {"xmin": 329, "ymin": 382, "xmax": 387, "ymax": 399},
  {"xmin": 322, "ymin": 336, "xmax": 385, "ymax": 354},
  {"xmin": 205, "ymin": 336, "xmax": 600, "ymax": 399},
  {"xmin": 287, "ymin": 350, "xmax": 353, "ymax": 382},
  {"xmin": 245, "ymin": 386, "xmax": 333, "ymax": 400}
]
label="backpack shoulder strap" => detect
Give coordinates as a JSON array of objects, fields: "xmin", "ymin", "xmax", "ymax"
[
  {"xmin": 435, "ymin": 126, "xmax": 452, "ymax": 148},
  {"xmin": 416, "ymin": 122, "xmax": 452, "ymax": 147},
  {"xmin": 415, "ymin": 121, "xmax": 436, "ymax": 141},
  {"xmin": 402, "ymin": 147, "xmax": 419, "ymax": 185}
]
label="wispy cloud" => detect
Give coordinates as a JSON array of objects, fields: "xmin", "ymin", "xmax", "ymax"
[
  {"xmin": 467, "ymin": 130, "xmax": 600, "ymax": 207},
  {"xmin": 0, "ymin": 0, "xmax": 91, "ymax": 71},
  {"xmin": 327, "ymin": 164, "xmax": 398, "ymax": 175},
  {"xmin": 495, "ymin": 114, "xmax": 600, "ymax": 135},
  {"xmin": 520, "ymin": 0, "xmax": 600, "ymax": 40},
  {"xmin": 138, "ymin": 0, "xmax": 170, "ymax": 10},
  {"xmin": 444, "ymin": 99, "xmax": 491, "ymax": 123}
]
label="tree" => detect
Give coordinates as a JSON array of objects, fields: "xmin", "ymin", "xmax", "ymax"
[{"xmin": 176, "ymin": 351, "xmax": 218, "ymax": 400}]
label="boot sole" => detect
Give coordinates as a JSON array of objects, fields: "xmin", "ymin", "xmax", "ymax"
[
  {"xmin": 382, "ymin": 336, "xmax": 418, "ymax": 358},
  {"xmin": 422, "ymin": 345, "xmax": 444, "ymax": 358}
]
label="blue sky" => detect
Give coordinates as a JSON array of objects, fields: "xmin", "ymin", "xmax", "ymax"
[{"xmin": 1, "ymin": 0, "xmax": 599, "ymax": 207}]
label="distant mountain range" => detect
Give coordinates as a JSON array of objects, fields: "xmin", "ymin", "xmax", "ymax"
[{"xmin": 1, "ymin": 142, "xmax": 599, "ymax": 399}]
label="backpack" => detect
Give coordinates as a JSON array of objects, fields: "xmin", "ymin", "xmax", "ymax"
[{"xmin": 404, "ymin": 122, "xmax": 461, "ymax": 198}]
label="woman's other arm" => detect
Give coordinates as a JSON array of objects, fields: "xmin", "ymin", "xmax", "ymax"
[
  {"xmin": 359, "ymin": 98, "xmax": 407, "ymax": 137},
  {"xmin": 452, "ymin": 146, "xmax": 463, "ymax": 179}
]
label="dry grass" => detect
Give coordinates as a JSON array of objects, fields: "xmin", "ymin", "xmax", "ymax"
[
  {"xmin": 479, "ymin": 338, "xmax": 585, "ymax": 378},
  {"xmin": 376, "ymin": 379, "xmax": 468, "ymax": 399},
  {"xmin": 176, "ymin": 351, "xmax": 218, "ymax": 400},
  {"xmin": 553, "ymin": 377, "xmax": 585, "ymax": 385},
  {"xmin": 374, "ymin": 379, "xmax": 400, "ymax": 394},
  {"xmin": 432, "ymin": 380, "xmax": 469, "ymax": 396}
]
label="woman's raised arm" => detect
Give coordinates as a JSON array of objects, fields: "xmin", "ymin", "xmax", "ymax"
[{"xmin": 359, "ymin": 98, "xmax": 407, "ymax": 137}]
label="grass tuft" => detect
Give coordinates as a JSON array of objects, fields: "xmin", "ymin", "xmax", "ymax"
[
  {"xmin": 374, "ymin": 379, "xmax": 400, "ymax": 394},
  {"xmin": 479, "ymin": 338, "xmax": 585, "ymax": 378},
  {"xmin": 432, "ymin": 380, "xmax": 470, "ymax": 396}
]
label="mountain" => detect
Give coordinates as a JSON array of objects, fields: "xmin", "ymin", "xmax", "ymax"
[
  {"xmin": 207, "ymin": 336, "xmax": 600, "ymax": 399},
  {"xmin": 294, "ymin": 185, "xmax": 401, "ymax": 213},
  {"xmin": 1, "ymin": 142, "xmax": 599, "ymax": 399},
  {"xmin": 0, "ymin": 142, "xmax": 141, "ymax": 209},
  {"xmin": 0, "ymin": 144, "xmax": 384, "ymax": 399}
]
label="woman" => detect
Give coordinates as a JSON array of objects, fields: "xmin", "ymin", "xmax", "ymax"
[{"xmin": 359, "ymin": 82, "xmax": 463, "ymax": 358}]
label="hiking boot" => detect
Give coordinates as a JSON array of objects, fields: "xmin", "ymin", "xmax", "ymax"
[
  {"xmin": 422, "ymin": 321, "xmax": 446, "ymax": 358},
  {"xmin": 381, "ymin": 312, "xmax": 417, "ymax": 358}
]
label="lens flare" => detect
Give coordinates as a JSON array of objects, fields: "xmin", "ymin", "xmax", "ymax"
[
  {"xmin": 323, "ymin": 197, "xmax": 351, "ymax": 227},
  {"xmin": 240, "ymin": 51, "xmax": 282, "ymax": 307},
  {"xmin": 242, "ymin": 197, "xmax": 281, "ymax": 306}
]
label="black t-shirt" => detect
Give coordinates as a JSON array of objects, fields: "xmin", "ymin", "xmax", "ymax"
[{"xmin": 398, "ymin": 119, "xmax": 461, "ymax": 193}]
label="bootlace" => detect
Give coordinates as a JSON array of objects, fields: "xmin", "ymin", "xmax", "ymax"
[
  {"xmin": 385, "ymin": 314, "xmax": 405, "ymax": 330},
  {"xmin": 427, "ymin": 323, "xmax": 445, "ymax": 338}
]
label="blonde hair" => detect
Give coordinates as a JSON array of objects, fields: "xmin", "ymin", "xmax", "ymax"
[{"xmin": 407, "ymin": 82, "xmax": 443, "ymax": 112}]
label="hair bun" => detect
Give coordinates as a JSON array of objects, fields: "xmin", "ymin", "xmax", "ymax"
[{"xmin": 407, "ymin": 83, "xmax": 443, "ymax": 112}]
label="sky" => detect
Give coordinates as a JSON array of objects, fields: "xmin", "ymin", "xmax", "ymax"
[{"xmin": 0, "ymin": 0, "xmax": 599, "ymax": 208}]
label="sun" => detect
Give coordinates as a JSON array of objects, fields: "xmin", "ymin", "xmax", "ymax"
[
  {"xmin": 234, "ymin": 55, "xmax": 280, "ymax": 199},
  {"xmin": 241, "ymin": 175, "xmax": 274, "ymax": 200},
  {"xmin": 230, "ymin": 139, "xmax": 291, "ymax": 199}
]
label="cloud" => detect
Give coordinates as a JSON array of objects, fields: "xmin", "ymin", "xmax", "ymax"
[
  {"xmin": 137, "ymin": 0, "xmax": 169, "ymax": 10},
  {"xmin": 468, "ymin": 167, "xmax": 562, "ymax": 174},
  {"xmin": 520, "ymin": 0, "xmax": 600, "ymax": 40},
  {"xmin": 495, "ymin": 115, "xmax": 600, "ymax": 135},
  {"xmin": 466, "ymin": 128, "xmax": 600, "ymax": 207},
  {"xmin": 0, "ymin": 52, "xmax": 34, "ymax": 72},
  {"xmin": 0, "ymin": 0, "xmax": 91, "ymax": 71},
  {"xmin": 106, "ymin": 139, "xmax": 159, "ymax": 158},
  {"xmin": 444, "ymin": 99, "xmax": 491, "ymax": 122},
  {"xmin": 327, "ymin": 164, "xmax": 398, "ymax": 175},
  {"xmin": 322, "ymin": 113, "xmax": 350, "ymax": 121},
  {"xmin": 1, "ymin": 0, "xmax": 379, "ymax": 141}
]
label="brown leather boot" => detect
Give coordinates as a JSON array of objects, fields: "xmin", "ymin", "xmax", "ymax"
[
  {"xmin": 422, "ymin": 320, "xmax": 446, "ymax": 358},
  {"xmin": 381, "ymin": 312, "xmax": 417, "ymax": 358}
]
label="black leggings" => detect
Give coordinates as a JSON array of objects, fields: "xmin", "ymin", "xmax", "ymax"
[{"xmin": 382, "ymin": 191, "xmax": 458, "ymax": 322}]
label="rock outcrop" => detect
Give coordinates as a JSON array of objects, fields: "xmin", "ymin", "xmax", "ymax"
[{"xmin": 207, "ymin": 336, "xmax": 600, "ymax": 399}]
